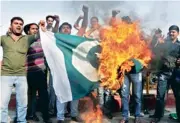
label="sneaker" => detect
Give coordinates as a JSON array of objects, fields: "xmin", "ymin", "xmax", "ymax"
[
  {"xmin": 43, "ymin": 119, "xmax": 52, "ymax": 123},
  {"xmin": 26, "ymin": 115, "xmax": 40, "ymax": 122},
  {"xmin": 65, "ymin": 113, "xmax": 71, "ymax": 118},
  {"xmin": 105, "ymin": 113, "xmax": 113, "ymax": 119},
  {"xmin": 150, "ymin": 118, "xmax": 161, "ymax": 123},
  {"xmin": 49, "ymin": 113, "xmax": 57, "ymax": 118},
  {"xmin": 57, "ymin": 120, "xmax": 64, "ymax": 123},
  {"xmin": 144, "ymin": 109, "xmax": 150, "ymax": 114},
  {"xmin": 134, "ymin": 117, "xmax": 142, "ymax": 123},
  {"xmin": 120, "ymin": 119, "xmax": 128, "ymax": 123},
  {"xmin": 149, "ymin": 114, "xmax": 156, "ymax": 118},
  {"xmin": 71, "ymin": 116, "xmax": 83, "ymax": 122},
  {"xmin": 139, "ymin": 113, "xmax": 144, "ymax": 117}
]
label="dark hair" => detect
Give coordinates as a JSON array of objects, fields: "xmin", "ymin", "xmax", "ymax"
[
  {"xmin": 24, "ymin": 23, "xmax": 39, "ymax": 35},
  {"xmin": 91, "ymin": 16, "xmax": 99, "ymax": 22},
  {"xmin": 46, "ymin": 15, "xmax": 55, "ymax": 21},
  {"xmin": 11, "ymin": 17, "xmax": 24, "ymax": 24},
  {"xmin": 169, "ymin": 25, "xmax": 179, "ymax": 33},
  {"xmin": 59, "ymin": 22, "xmax": 72, "ymax": 32},
  {"xmin": 122, "ymin": 16, "xmax": 132, "ymax": 24}
]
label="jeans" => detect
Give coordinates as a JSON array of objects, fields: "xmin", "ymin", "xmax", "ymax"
[
  {"xmin": 154, "ymin": 72, "xmax": 172, "ymax": 118},
  {"xmin": 0, "ymin": 76, "xmax": 28, "ymax": 123},
  {"xmin": 103, "ymin": 89, "xmax": 115, "ymax": 114},
  {"xmin": 27, "ymin": 70, "xmax": 49, "ymax": 120},
  {"xmin": 48, "ymin": 73, "xmax": 56, "ymax": 115},
  {"xmin": 171, "ymin": 78, "xmax": 180, "ymax": 121},
  {"xmin": 56, "ymin": 99, "xmax": 79, "ymax": 120},
  {"xmin": 121, "ymin": 72, "xmax": 142, "ymax": 120},
  {"xmin": 97, "ymin": 87, "xmax": 104, "ymax": 107}
]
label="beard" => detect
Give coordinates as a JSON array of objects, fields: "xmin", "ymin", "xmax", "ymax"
[
  {"xmin": 14, "ymin": 31, "xmax": 22, "ymax": 36},
  {"xmin": 11, "ymin": 28, "xmax": 22, "ymax": 36},
  {"xmin": 12, "ymin": 30, "xmax": 22, "ymax": 36}
]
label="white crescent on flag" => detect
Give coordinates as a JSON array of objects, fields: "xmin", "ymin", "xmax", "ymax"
[{"xmin": 72, "ymin": 40, "xmax": 100, "ymax": 82}]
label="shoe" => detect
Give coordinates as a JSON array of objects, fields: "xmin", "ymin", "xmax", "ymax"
[
  {"xmin": 49, "ymin": 113, "xmax": 57, "ymax": 118},
  {"xmin": 71, "ymin": 116, "xmax": 83, "ymax": 122},
  {"xmin": 43, "ymin": 119, "xmax": 52, "ymax": 123},
  {"xmin": 65, "ymin": 113, "xmax": 71, "ymax": 118},
  {"xmin": 26, "ymin": 115, "xmax": 40, "ymax": 121},
  {"xmin": 120, "ymin": 119, "xmax": 128, "ymax": 123},
  {"xmin": 139, "ymin": 113, "xmax": 144, "ymax": 117},
  {"xmin": 134, "ymin": 117, "xmax": 142, "ymax": 123},
  {"xmin": 149, "ymin": 114, "xmax": 156, "ymax": 118},
  {"xmin": 105, "ymin": 113, "xmax": 113, "ymax": 119},
  {"xmin": 144, "ymin": 109, "xmax": 150, "ymax": 114},
  {"xmin": 169, "ymin": 113, "xmax": 178, "ymax": 120},
  {"xmin": 150, "ymin": 118, "xmax": 161, "ymax": 123},
  {"xmin": 57, "ymin": 120, "xmax": 64, "ymax": 123}
]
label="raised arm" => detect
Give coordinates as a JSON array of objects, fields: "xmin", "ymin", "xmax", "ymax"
[
  {"xmin": 53, "ymin": 15, "xmax": 60, "ymax": 33},
  {"xmin": 74, "ymin": 15, "xmax": 84, "ymax": 30},
  {"xmin": 109, "ymin": 10, "xmax": 120, "ymax": 26},
  {"xmin": 76, "ymin": 5, "xmax": 89, "ymax": 36}
]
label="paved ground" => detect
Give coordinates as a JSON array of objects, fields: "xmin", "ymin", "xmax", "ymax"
[
  {"xmin": 7, "ymin": 90, "xmax": 177, "ymax": 123},
  {"xmin": 8, "ymin": 108, "xmax": 179, "ymax": 123}
]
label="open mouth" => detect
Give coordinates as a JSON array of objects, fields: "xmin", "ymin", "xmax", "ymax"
[{"xmin": 16, "ymin": 27, "xmax": 21, "ymax": 31}]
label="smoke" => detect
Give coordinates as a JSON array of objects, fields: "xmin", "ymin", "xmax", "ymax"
[
  {"xmin": 1, "ymin": 1, "xmax": 180, "ymax": 37},
  {"xmin": 67, "ymin": 1, "xmax": 180, "ymax": 37}
]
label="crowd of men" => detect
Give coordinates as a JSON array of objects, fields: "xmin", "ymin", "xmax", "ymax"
[{"xmin": 0, "ymin": 5, "xmax": 180, "ymax": 123}]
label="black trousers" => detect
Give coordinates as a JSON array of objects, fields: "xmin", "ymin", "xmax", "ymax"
[
  {"xmin": 154, "ymin": 72, "xmax": 172, "ymax": 118},
  {"xmin": 27, "ymin": 70, "xmax": 49, "ymax": 120},
  {"xmin": 171, "ymin": 69, "xmax": 180, "ymax": 121}
]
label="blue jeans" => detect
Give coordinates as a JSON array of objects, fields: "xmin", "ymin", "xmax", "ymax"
[
  {"xmin": 121, "ymin": 72, "xmax": 142, "ymax": 120},
  {"xmin": 56, "ymin": 99, "xmax": 79, "ymax": 120},
  {"xmin": 0, "ymin": 76, "xmax": 28, "ymax": 123},
  {"xmin": 97, "ymin": 87, "xmax": 104, "ymax": 107}
]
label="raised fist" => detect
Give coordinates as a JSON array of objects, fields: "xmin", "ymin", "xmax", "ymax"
[{"xmin": 112, "ymin": 10, "xmax": 120, "ymax": 17}]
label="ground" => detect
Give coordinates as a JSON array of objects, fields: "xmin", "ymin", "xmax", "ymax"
[
  {"xmin": 8, "ymin": 108, "xmax": 179, "ymax": 123},
  {"xmin": 8, "ymin": 90, "xmax": 177, "ymax": 123}
]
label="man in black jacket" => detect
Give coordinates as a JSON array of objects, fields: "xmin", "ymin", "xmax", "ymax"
[{"xmin": 150, "ymin": 25, "xmax": 180, "ymax": 123}]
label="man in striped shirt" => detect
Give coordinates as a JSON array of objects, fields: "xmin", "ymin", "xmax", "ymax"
[{"xmin": 24, "ymin": 23, "xmax": 51, "ymax": 123}]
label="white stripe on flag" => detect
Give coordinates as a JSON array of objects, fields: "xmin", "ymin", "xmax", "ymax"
[{"xmin": 40, "ymin": 30, "xmax": 72, "ymax": 103}]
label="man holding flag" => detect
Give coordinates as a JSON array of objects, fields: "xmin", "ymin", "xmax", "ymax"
[{"xmin": 39, "ymin": 5, "xmax": 101, "ymax": 123}]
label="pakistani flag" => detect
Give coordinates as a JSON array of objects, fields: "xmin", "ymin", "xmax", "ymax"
[{"xmin": 40, "ymin": 30, "xmax": 100, "ymax": 103}]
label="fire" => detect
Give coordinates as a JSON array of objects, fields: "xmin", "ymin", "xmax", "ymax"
[
  {"xmin": 83, "ymin": 105, "xmax": 103, "ymax": 123},
  {"xmin": 80, "ymin": 93, "xmax": 103, "ymax": 123},
  {"xmin": 98, "ymin": 21, "xmax": 152, "ymax": 91}
]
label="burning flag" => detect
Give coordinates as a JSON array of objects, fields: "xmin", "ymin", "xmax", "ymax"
[{"xmin": 98, "ymin": 21, "xmax": 152, "ymax": 91}]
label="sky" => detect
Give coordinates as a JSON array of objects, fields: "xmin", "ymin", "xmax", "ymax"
[
  {"xmin": 1, "ymin": 1, "xmax": 180, "ymax": 62},
  {"xmin": 1, "ymin": 1, "xmax": 180, "ymax": 36}
]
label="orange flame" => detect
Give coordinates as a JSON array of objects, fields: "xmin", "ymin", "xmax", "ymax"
[
  {"xmin": 83, "ymin": 105, "xmax": 103, "ymax": 123},
  {"xmin": 80, "ymin": 93, "xmax": 103, "ymax": 123},
  {"xmin": 98, "ymin": 21, "xmax": 152, "ymax": 91}
]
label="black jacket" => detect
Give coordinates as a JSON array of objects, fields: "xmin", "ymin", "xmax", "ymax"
[
  {"xmin": 160, "ymin": 39, "xmax": 180, "ymax": 72},
  {"xmin": 151, "ymin": 38, "xmax": 180, "ymax": 73}
]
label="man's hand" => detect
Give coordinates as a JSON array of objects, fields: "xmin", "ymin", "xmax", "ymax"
[
  {"xmin": 82, "ymin": 5, "xmax": 88, "ymax": 13},
  {"xmin": 39, "ymin": 20, "xmax": 46, "ymax": 32},
  {"xmin": 8, "ymin": 27, "xmax": 11, "ymax": 33},
  {"xmin": 112, "ymin": 10, "xmax": 120, "ymax": 17},
  {"xmin": 157, "ymin": 35, "xmax": 165, "ymax": 44},
  {"xmin": 78, "ymin": 15, "xmax": 84, "ymax": 20},
  {"xmin": 54, "ymin": 15, "xmax": 60, "ymax": 22}
]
